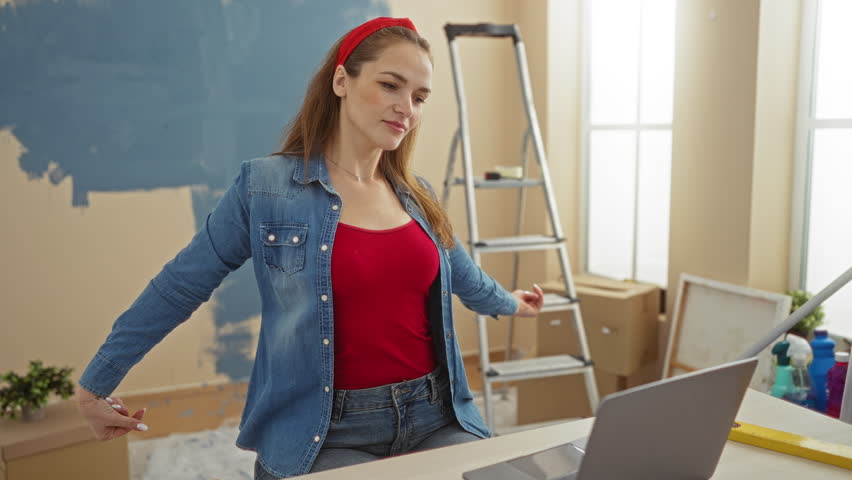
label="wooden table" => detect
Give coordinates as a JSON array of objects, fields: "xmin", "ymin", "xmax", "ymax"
[{"xmin": 302, "ymin": 389, "xmax": 852, "ymax": 479}]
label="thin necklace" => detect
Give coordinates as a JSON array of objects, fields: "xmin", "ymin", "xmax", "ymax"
[{"xmin": 326, "ymin": 154, "xmax": 368, "ymax": 183}]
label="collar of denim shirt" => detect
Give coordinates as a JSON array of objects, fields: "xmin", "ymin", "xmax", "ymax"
[{"xmin": 291, "ymin": 150, "xmax": 414, "ymax": 203}]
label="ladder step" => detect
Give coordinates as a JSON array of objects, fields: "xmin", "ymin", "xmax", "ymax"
[
  {"xmin": 474, "ymin": 235, "xmax": 563, "ymax": 253},
  {"xmin": 540, "ymin": 293, "xmax": 579, "ymax": 313},
  {"xmin": 486, "ymin": 355, "xmax": 591, "ymax": 382},
  {"xmin": 452, "ymin": 177, "xmax": 544, "ymax": 189},
  {"xmin": 442, "ymin": 22, "xmax": 601, "ymax": 430}
]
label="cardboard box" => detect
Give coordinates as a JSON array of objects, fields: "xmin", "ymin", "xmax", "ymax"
[
  {"xmin": 517, "ymin": 361, "xmax": 661, "ymax": 424},
  {"xmin": 0, "ymin": 400, "xmax": 129, "ymax": 480},
  {"xmin": 516, "ymin": 368, "xmax": 620, "ymax": 423},
  {"xmin": 516, "ymin": 276, "xmax": 663, "ymax": 424},
  {"xmin": 540, "ymin": 275, "xmax": 660, "ymax": 376}
]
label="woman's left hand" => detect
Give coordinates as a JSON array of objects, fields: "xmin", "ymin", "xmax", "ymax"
[{"xmin": 511, "ymin": 284, "xmax": 545, "ymax": 317}]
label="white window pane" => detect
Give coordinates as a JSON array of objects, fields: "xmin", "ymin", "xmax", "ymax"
[
  {"xmin": 635, "ymin": 130, "xmax": 672, "ymax": 286},
  {"xmin": 805, "ymin": 128, "xmax": 852, "ymax": 338},
  {"xmin": 815, "ymin": 0, "xmax": 852, "ymax": 119},
  {"xmin": 590, "ymin": 0, "xmax": 640, "ymax": 124},
  {"xmin": 588, "ymin": 130, "xmax": 637, "ymax": 280},
  {"xmin": 639, "ymin": 0, "xmax": 676, "ymax": 124}
]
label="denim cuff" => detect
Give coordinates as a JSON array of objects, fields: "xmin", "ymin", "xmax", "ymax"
[
  {"xmin": 491, "ymin": 289, "xmax": 519, "ymax": 320},
  {"xmin": 77, "ymin": 352, "xmax": 126, "ymax": 397}
]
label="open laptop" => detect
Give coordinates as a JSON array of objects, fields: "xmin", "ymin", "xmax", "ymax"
[{"xmin": 463, "ymin": 357, "xmax": 758, "ymax": 480}]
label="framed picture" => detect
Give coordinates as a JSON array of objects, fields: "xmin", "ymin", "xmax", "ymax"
[{"xmin": 662, "ymin": 274, "xmax": 792, "ymax": 391}]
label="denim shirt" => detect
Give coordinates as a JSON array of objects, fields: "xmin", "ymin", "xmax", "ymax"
[{"xmin": 78, "ymin": 153, "xmax": 518, "ymax": 477}]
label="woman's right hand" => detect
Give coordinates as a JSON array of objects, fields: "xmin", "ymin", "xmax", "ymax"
[{"xmin": 75, "ymin": 387, "xmax": 148, "ymax": 441}]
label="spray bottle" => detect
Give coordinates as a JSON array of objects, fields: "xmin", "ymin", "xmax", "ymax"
[
  {"xmin": 786, "ymin": 333, "xmax": 812, "ymax": 363},
  {"xmin": 782, "ymin": 352, "xmax": 810, "ymax": 406},
  {"xmin": 770, "ymin": 340, "xmax": 794, "ymax": 399}
]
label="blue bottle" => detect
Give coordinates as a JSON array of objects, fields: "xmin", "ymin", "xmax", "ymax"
[{"xmin": 808, "ymin": 330, "xmax": 836, "ymax": 412}]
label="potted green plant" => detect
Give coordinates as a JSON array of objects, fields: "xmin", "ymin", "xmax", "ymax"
[
  {"xmin": 0, "ymin": 360, "xmax": 75, "ymax": 422},
  {"xmin": 785, "ymin": 289, "xmax": 826, "ymax": 339}
]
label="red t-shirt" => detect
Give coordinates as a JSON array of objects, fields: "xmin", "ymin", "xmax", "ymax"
[{"xmin": 331, "ymin": 218, "xmax": 439, "ymax": 389}]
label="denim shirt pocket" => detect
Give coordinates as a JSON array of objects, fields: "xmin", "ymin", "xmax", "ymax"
[{"xmin": 259, "ymin": 222, "xmax": 308, "ymax": 275}]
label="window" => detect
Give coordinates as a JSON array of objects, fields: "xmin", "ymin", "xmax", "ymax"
[
  {"xmin": 793, "ymin": 0, "xmax": 852, "ymax": 339},
  {"xmin": 582, "ymin": 0, "xmax": 676, "ymax": 287}
]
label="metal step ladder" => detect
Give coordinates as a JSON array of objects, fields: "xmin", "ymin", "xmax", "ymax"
[{"xmin": 440, "ymin": 23, "xmax": 600, "ymax": 432}]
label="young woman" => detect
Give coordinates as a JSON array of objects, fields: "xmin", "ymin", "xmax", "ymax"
[{"xmin": 75, "ymin": 17, "xmax": 545, "ymax": 479}]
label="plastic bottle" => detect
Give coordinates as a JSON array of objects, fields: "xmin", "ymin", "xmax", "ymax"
[
  {"xmin": 770, "ymin": 340, "xmax": 794, "ymax": 399},
  {"xmin": 826, "ymin": 351, "xmax": 849, "ymax": 418},
  {"xmin": 808, "ymin": 330, "xmax": 835, "ymax": 412},
  {"xmin": 783, "ymin": 352, "xmax": 810, "ymax": 406}
]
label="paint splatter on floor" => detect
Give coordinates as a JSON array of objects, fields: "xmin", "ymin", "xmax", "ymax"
[{"xmin": 129, "ymin": 422, "xmax": 255, "ymax": 480}]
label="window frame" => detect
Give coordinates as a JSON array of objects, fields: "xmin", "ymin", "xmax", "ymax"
[
  {"xmin": 579, "ymin": 0, "xmax": 674, "ymax": 286},
  {"xmin": 790, "ymin": 0, "xmax": 852, "ymax": 339}
]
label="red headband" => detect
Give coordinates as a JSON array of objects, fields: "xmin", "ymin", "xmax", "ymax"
[{"xmin": 335, "ymin": 17, "xmax": 417, "ymax": 67}]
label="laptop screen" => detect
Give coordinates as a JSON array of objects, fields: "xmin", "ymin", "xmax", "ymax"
[{"xmin": 463, "ymin": 358, "xmax": 758, "ymax": 480}]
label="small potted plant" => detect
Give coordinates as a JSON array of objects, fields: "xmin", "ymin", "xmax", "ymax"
[
  {"xmin": 785, "ymin": 289, "xmax": 826, "ymax": 339},
  {"xmin": 0, "ymin": 360, "xmax": 75, "ymax": 422}
]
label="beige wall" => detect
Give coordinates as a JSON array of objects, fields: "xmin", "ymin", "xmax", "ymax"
[
  {"xmin": 0, "ymin": 130, "xmax": 240, "ymax": 394},
  {"xmin": 669, "ymin": 0, "xmax": 761, "ymax": 300},
  {"xmin": 748, "ymin": 0, "xmax": 801, "ymax": 293},
  {"xmin": 534, "ymin": 0, "xmax": 584, "ymax": 283},
  {"xmin": 667, "ymin": 0, "xmax": 800, "ymax": 316}
]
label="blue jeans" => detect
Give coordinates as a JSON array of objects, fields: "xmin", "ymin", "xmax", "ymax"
[{"xmin": 254, "ymin": 367, "xmax": 481, "ymax": 479}]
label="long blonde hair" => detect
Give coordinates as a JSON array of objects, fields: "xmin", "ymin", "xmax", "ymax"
[{"xmin": 275, "ymin": 25, "xmax": 454, "ymax": 248}]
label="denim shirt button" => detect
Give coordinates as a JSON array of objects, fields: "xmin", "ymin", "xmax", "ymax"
[
  {"xmin": 446, "ymin": 332, "xmax": 452, "ymax": 339},
  {"xmin": 321, "ymin": 294, "xmax": 328, "ymax": 302},
  {"xmin": 321, "ymin": 244, "xmax": 329, "ymax": 252},
  {"xmin": 442, "ymin": 290, "xmax": 448, "ymax": 296},
  {"xmin": 323, "ymin": 338, "xmax": 330, "ymax": 345},
  {"xmin": 324, "ymin": 386, "xmax": 330, "ymax": 393},
  {"xmin": 267, "ymin": 234, "xmax": 276, "ymax": 242},
  {"xmin": 313, "ymin": 435, "xmax": 321, "ymax": 443},
  {"xmin": 331, "ymin": 204, "xmax": 339, "ymax": 211}
]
